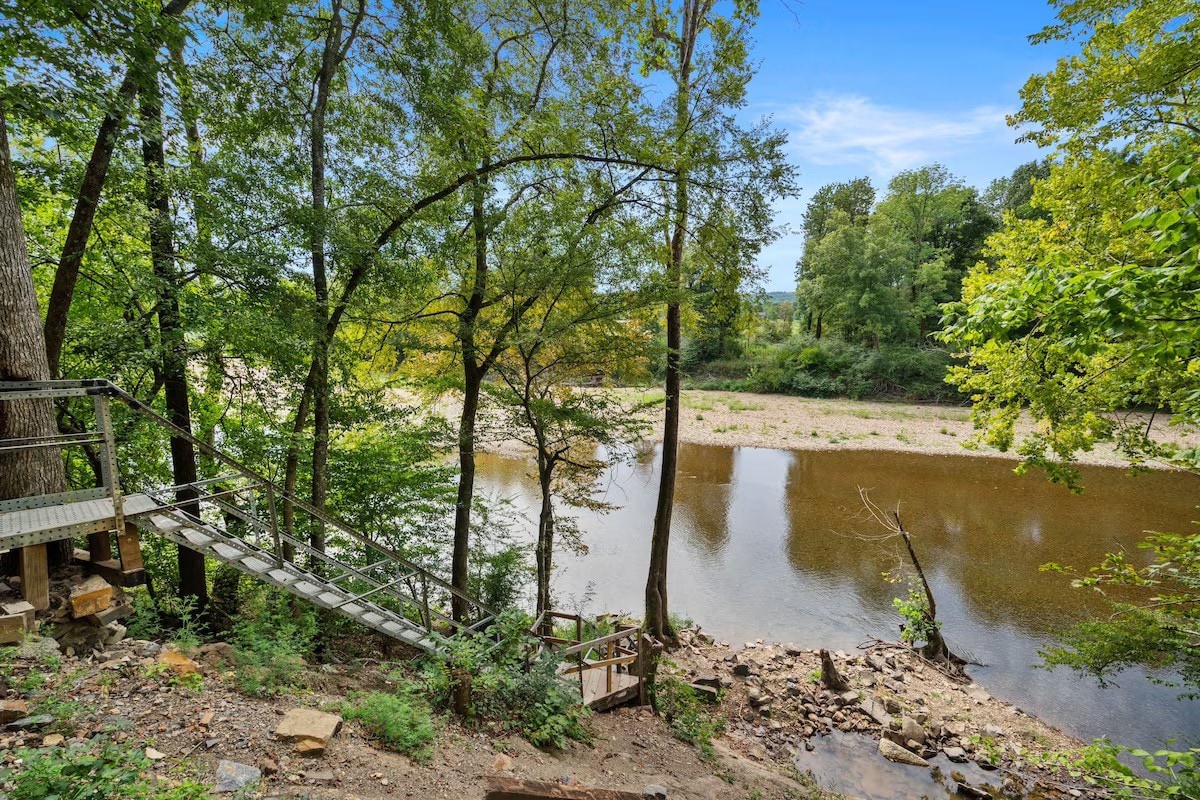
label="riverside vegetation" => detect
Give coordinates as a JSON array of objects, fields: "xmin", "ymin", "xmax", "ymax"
[{"xmin": 0, "ymin": 0, "xmax": 1199, "ymax": 798}]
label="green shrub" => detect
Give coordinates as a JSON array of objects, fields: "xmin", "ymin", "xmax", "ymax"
[
  {"xmin": 343, "ymin": 689, "xmax": 437, "ymax": 759},
  {"xmin": 0, "ymin": 739, "xmax": 209, "ymax": 799},
  {"xmin": 229, "ymin": 591, "xmax": 315, "ymax": 697},
  {"xmin": 425, "ymin": 611, "xmax": 591, "ymax": 749}
]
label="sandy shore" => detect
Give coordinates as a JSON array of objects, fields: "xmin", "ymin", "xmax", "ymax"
[{"xmin": 421, "ymin": 387, "xmax": 1194, "ymax": 470}]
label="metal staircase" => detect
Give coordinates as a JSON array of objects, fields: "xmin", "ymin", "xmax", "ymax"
[{"xmin": 0, "ymin": 380, "xmax": 494, "ymax": 653}]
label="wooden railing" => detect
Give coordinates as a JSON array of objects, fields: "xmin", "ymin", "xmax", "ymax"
[{"xmin": 531, "ymin": 610, "xmax": 647, "ymax": 708}]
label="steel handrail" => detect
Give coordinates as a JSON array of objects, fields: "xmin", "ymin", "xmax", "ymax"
[{"xmin": 0, "ymin": 379, "xmax": 495, "ymax": 622}]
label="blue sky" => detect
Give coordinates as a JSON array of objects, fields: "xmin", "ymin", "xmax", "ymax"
[{"xmin": 747, "ymin": 0, "xmax": 1074, "ymax": 291}]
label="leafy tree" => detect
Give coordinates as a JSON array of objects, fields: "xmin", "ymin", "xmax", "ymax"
[
  {"xmin": 942, "ymin": 0, "xmax": 1200, "ymax": 705},
  {"xmin": 795, "ymin": 177, "xmax": 873, "ymax": 337},
  {"xmin": 635, "ymin": 0, "xmax": 793, "ymax": 644}
]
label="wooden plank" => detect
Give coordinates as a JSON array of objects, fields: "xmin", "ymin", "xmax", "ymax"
[
  {"xmin": 0, "ymin": 613, "xmax": 25, "ymax": 644},
  {"xmin": 1, "ymin": 600, "xmax": 35, "ymax": 631},
  {"xmin": 116, "ymin": 522, "xmax": 144, "ymax": 571},
  {"xmin": 561, "ymin": 628, "xmax": 639, "ymax": 657},
  {"xmin": 484, "ymin": 776, "xmax": 643, "ymax": 800},
  {"xmin": 560, "ymin": 654, "xmax": 638, "ymax": 675},
  {"xmin": 73, "ymin": 548, "xmax": 145, "ymax": 587},
  {"xmin": 19, "ymin": 544, "xmax": 49, "ymax": 610}
]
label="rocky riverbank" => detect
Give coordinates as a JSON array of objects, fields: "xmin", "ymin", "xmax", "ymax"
[{"xmin": 666, "ymin": 628, "xmax": 1086, "ymax": 800}]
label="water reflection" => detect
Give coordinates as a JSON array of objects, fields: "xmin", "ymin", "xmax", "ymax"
[{"xmin": 474, "ymin": 444, "xmax": 1200, "ymax": 749}]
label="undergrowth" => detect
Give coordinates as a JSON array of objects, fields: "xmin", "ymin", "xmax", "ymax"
[
  {"xmin": 0, "ymin": 738, "xmax": 209, "ymax": 799},
  {"xmin": 343, "ymin": 687, "xmax": 437, "ymax": 760}
]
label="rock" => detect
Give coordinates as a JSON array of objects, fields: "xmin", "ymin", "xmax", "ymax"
[
  {"xmin": 275, "ymin": 708, "xmax": 342, "ymax": 750},
  {"xmin": 145, "ymin": 747, "xmax": 166, "ymax": 760},
  {"xmin": 692, "ymin": 675, "xmax": 722, "ymax": 690},
  {"xmin": 783, "ymin": 643, "xmax": 805, "ymax": 657},
  {"xmin": 158, "ymin": 648, "xmax": 199, "ymax": 676},
  {"xmin": 879, "ymin": 737, "xmax": 930, "ymax": 768},
  {"xmin": 732, "ymin": 662, "xmax": 751, "ymax": 677},
  {"xmin": 0, "ymin": 699, "xmax": 28, "ymax": 723},
  {"xmin": 957, "ymin": 783, "xmax": 990, "ymax": 799},
  {"xmin": 867, "ymin": 654, "xmax": 888, "ymax": 672},
  {"xmin": 197, "ymin": 642, "xmax": 234, "ymax": 663},
  {"xmin": 17, "ymin": 637, "xmax": 60, "ymax": 660},
  {"xmin": 643, "ymin": 785, "xmax": 668, "ymax": 800},
  {"xmin": 41, "ymin": 734, "xmax": 64, "ymax": 747},
  {"xmin": 858, "ymin": 697, "xmax": 890, "ymax": 726},
  {"xmin": 493, "ymin": 753, "xmax": 513, "ymax": 771},
  {"xmin": 259, "ymin": 757, "xmax": 279, "ymax": 775},
  {"xmin": 7, "ymin": 715, "xmax": 53, "ymax": 731},
  {"xmin": 69, "ymin": 576, "xmax": 114, "ymax": 618},
  {"xmin": 943, "ymin": 746, "xmax": 968, "ymax": 762},
  {"xmin": 688, "ymin": 683, "xmax": 720, "ymax": 704},
  {"xmin": 982, "ymin": 724, "xmax": 1004, "ymax": 739},
  {"xmin": 214, "ymin": 760, "xmax": 261, "ymax": 793},
  {"xmin": 901, "ymin": 716, "xmax": 926, "ymax": 745},
  {"xmin": 884, "ymin": 697, "xmax": 902, "ymax": 715},
  {"xmin": 295, "ymin": 737, "xmax": 327, "ymax": 757},
  {"xmin": 306, "ymin": 770, "xmax": 335, "ymax": 783},
  {"xmin": 835, "ymin": 691, "xmax": 858, "ymax": 706},
  {"xmin": 964, "ymin": 684, "xmax": 990, "ymax": 704}
]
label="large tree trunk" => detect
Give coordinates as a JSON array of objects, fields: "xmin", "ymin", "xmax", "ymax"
[
  {"xmin": 450, "ymin": 173, "xmax": 491, "ymax": 622},
  {"xmin": 452, "ymin": 366, "xmax": 481, "ymax": 622},
  {"xmin": 307, "ymin": 2, "xmax": 347, "ymax": 561},
  {"xmin": 535, "ymin": 455, "xmax": 555, "ymax": 636},
  {"xmin": 140, "ymin": 66, "xmax": 208, "ymax": 611},
  {"xmin": 0, "ymin": 106, "xmax": 68, "ymax": 607}
]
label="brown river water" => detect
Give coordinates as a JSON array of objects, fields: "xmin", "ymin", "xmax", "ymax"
[{"xmin": 475, "ymin": 443, "xmax": 1200, "ymax": 752}]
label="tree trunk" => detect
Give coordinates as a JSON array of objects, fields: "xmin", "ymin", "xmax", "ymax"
[
  {"xmin": 452, "ymin": 366, "xmax": 481, "ymax": 622},
  {"xmin": 535, "ymin": 456, "xmax": 555, "ymax": 636},
  {"xmin": 0, "ymin": 105, "xmax": 68, "ymax": 605},
  {"xmin": 815, "ymin": 312, "xmax": 823, "ymax": 340},
  {"xmin": 647, "ymin": 3, "xmax": 705, "ymax": 646},
  {"xmin": 140, "ymin": 66, "xmax": 208, "ymax": 611},
  {"xmin": 307, "ymin": 2, "xmax": 346, "ymax": 560}
]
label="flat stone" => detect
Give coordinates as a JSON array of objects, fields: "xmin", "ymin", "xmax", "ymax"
[
  {"xmin": 879, "ymin": 737, "xmax": 930, "ymax": 768},
  {"xmin": 275, "ymin": 708, "xmax": 342, "ymax": 746},
  {"xmin": 7, "ymin": 714, "xmax": 53, "ymax": 730},
  {"xmin": 158, "ymin": 648, "xmax": 199, "ymax": 676},
  {"xmin": 943, "ymin": 746, "xmax": 968, "ymax": 762},
  {"xmin": 306, "ymin": 769, "xmax": 335, "ymax": 782},
  {"xmin": 688, "ymin": 683, "xmax": 720, "ymax": 704},
  {"xmin": 214, "ymin": 760, "xmax": 261, "ymax": 793},
  {"xmin": 964, "ymin": 684, "xmax": 990, "ymax": 704},
  {"xmin": 643, "ymin": 785, "xmax": 668, "ymax": 800},
  {"xmin": 732, "ymin": 662, "xmax": 751, "ymax": 677},
  {"xmin": 41, "ymin": 734, "xmax": 64, "ymax": 747},
  {"xmin": 692, "ymin": 675, "xmax": 722, "ymax": 690},
  {"xmin": 835, "ymin": 691, "xmax": 859, "ymax": 706}
]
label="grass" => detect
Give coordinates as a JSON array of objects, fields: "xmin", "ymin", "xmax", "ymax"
[{"xmin": 343, "ymin": 690, "xmax": 437, "ymax": 760}]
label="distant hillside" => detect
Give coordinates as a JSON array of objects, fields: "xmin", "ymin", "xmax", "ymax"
[{"xmin": 763, "ymin": 291, "xmax": 794, "ymax": 303}]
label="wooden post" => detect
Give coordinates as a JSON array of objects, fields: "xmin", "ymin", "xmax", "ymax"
[
  {"xmin": 116, "ymin": 521, "xmax": 144, "ymax": 572},
  {"xmin": 87, "ymin": 530, "xmax": 112, "ymax": 563},
  {"xmin": 19, "ymin": 543, "xmax": 49, "ymax": 610}
]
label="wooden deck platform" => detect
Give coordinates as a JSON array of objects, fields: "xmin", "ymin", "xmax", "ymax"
[
  {"xmin": 578, "ymin": 669, "xmax": 640, "ymax": 712},
  {"xmin": 0, "ymin": 494, "xmax": 158, "ymax": 549}
]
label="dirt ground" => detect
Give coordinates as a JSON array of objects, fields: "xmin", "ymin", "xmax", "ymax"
[
  {"xmin": 1, "ymin": 629, "xmax": 1099, "ymax": 800},
  {"xmin": 0, "ymin": 635, "xmax": 822, "ymax": 800}
]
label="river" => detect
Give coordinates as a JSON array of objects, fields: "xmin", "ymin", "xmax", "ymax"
[{"xmin": 475, "ymin": 442, "xmax": 1200, "ymax": 751}]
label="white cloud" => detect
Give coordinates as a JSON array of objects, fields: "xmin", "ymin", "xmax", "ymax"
[{"xmin": 782, "ymin": 94, "xmax": 1012, "ymax": 177}]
